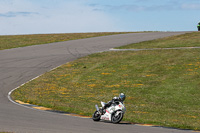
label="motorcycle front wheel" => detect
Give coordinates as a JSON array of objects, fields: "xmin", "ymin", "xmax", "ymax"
[
  {"xmin": 111, "ymin": 111, "xmax": 123, "ymax": 124},
  {"xmin": 92, "ymin": 111, "xmax": 101, "ymax": 121}
]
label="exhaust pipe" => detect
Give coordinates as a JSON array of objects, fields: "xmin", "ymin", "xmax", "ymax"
[{"xmin": 95, "ymin": 104, "xmax": 99, "ymax": 111}]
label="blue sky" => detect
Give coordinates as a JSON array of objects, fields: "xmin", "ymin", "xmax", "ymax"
[{"xmin": 0, "ymin": 0, "xmax": 200, "ymax": 35}]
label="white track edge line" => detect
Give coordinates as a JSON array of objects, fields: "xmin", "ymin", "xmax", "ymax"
[{"xmin": 7, "ymin": 64, "xmax": 65, "ymax": 111}]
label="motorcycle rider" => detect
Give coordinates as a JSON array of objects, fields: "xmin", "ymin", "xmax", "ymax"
[
  {"xmin": 100, "ymin": 93, "xmax": 126, "ymax": 114},
  {"xmin": 198, "ymin": 22, "xmax": 200, "ymax": 31}
]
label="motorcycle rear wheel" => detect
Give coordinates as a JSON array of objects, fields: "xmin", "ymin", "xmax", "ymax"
[
  {"xmin": 111, "ymin": 111, "xmax": 123, "ymax": 124},
  {"xmin": 92, "ymin": 111, "xmax": 101, "ymax": 121}
]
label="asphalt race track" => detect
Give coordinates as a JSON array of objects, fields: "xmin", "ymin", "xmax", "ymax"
[{"xmin": 0, "ymin": 32, "xmax": 194, "ymax": 133}]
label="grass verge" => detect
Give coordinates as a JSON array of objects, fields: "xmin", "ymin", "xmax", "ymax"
[
  {"xmin": 11, "ymin": 32, "xmax": 200, "ymax": 131},
  {"xmin": 0, "ymin": 32, "xmax": 130, "ymax": 50},
  {"xmin": 118, "ymin": 32, "xmax": 200, "ymax": 49}
]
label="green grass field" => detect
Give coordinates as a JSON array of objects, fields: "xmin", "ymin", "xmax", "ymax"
[
  {"xmin": 0, "ymin": 32, "xmax": 129, "ymax": 50},
  {"xmin": 11, "ymin": 32, "xmax": 200, "ymax": 131},
  {"xmin": 118, "ymin": 32, "xmax": 200, "ymax": 49}
]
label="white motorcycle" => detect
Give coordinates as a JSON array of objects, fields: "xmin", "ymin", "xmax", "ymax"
[{"xmin": 92, "ymin": 101, "xmax": 126, "ymax": 124}]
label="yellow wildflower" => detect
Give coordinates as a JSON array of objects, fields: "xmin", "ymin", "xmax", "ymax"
[
  {"xmin": 106, "ymin": 84, "xmax": 120, "ymax": 88},
  {"xmin": 101, "ymin": 73, "xmax": 111, "ymax": 75},
  {"xmin": 187, "ymin": 69, "xmax": 193, "ymax": 71},
  {"xmin": 132, "ymin": 84, "xmax": 144, "ymax": 87},
  {"xmin": 88, "ymin": 84, "xmax": 96, "ymax": 87},
  {"xmin": 66, "ymin": 63, "xmax": 73, "ymax": 67},
  {"xmin": 112, "ymin": 90, "xmax": 119, "ymax": 93},
  {"xmin": 133, "ymin": 111, "xmax": 149, "ymax": 114}
]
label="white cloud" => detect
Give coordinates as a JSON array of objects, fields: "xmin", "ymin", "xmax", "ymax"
[
  {"xmin": 0, "ymin": 11, "xmax": 38, "ymax": 17},
  {"xmin": 181, "ymin": 3, "xmax": 200, "ymax": 10},
  {"xmin": 0, "ymin": 0, "xmax": 117, "ymax": 35},
  {"xmin": 0, "ymin": 0, "xmax": 39, "ymax": 13},
  {"xmin": 89, "ymin": 0, "xmax": 200, "ymax": 12}
]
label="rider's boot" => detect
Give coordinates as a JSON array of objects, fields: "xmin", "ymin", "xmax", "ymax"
[{"xmin": 100, "ymin": 107, "xmax": 105, "ymax": 115}]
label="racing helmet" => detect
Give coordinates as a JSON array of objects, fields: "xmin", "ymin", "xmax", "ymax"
[{"xmin": 119, "ymin": 93, "xmax": 126, "ymax": 101}]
